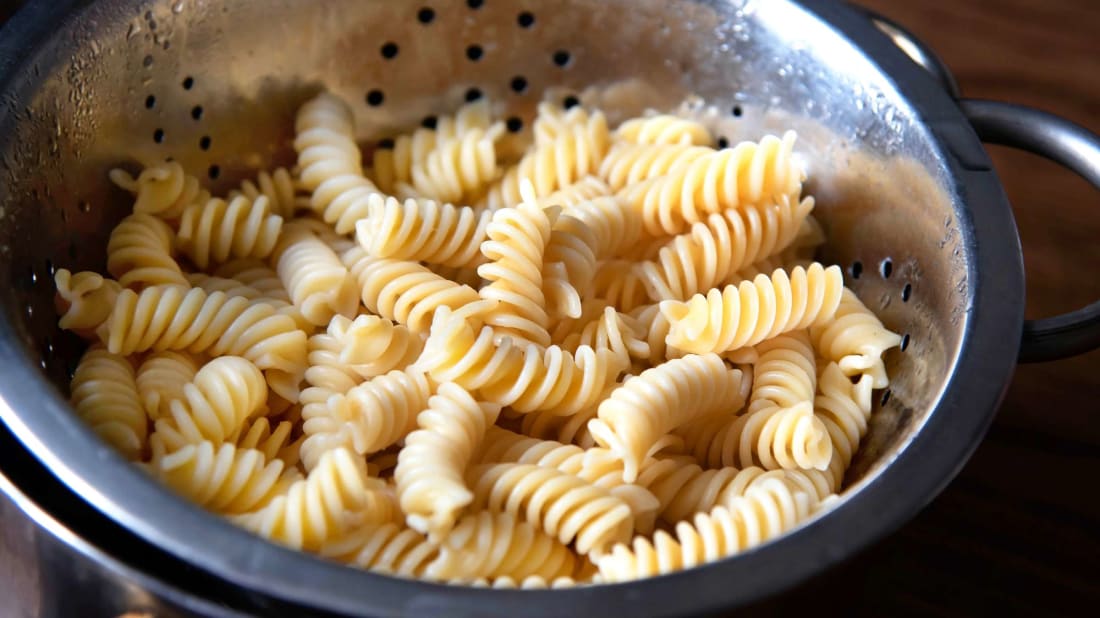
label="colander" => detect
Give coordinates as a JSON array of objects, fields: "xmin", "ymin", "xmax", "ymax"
[{"xmin": 1, "ymin": 0, "xmax": 1098, "ymax": 616}]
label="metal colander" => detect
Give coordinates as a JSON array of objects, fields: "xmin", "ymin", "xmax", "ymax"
[{"xmin": 1, "ymin": 0, "xmax": 1096, "ymax": 616}]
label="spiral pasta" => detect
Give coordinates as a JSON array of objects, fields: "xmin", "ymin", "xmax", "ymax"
[
  {"xmin": 321, "ymin": 521, "xmax": 439, "ymax": 578},
  {"xmin": 661, "ymin": 263, "xmax": 844, "ymax": 355},
  {"xmin": 424, "ymin": 511, "xmax": 577, "ymax": 582},
  {"xmin": 106, "ymin": 213, "xmax": 188, "ymax": 288},
  {"xmin": 273, "ymin": 223, "xmax": 358, "ymax": 327},
  {"xmin": 135, "ymin": 351, "xmax": 201, "ymax": 420},
  {"xmin": 109, "ymin": 161, "xmax": 210, "ymax": 220},
  {"xmin": 228, "ymin": 167, "xmax": 305, "ymax": 219},
  {"xmin": 151, "ymin": 356, "xmax": 267, "ymax": 450},
  {"xmin": 177, "ymin": 195, "xmax": 284, "ymax": 270},
  {"xmin": 811, "ymin": 288, "xmax": 902, "ymax": 388},
  {"xmin": 590, "ymin": 259, "xmax": 651, "ymax": 313},
  {"xmin": 155, "ymin": 440, "xmax": 298, "ymax": 514},
  {"xmin": 637, "ymin": 195, "xmax": 815, "ymax": 301},
  {"xmin": 619, "ymin": 131, "xmax": 804, "ymax": 236},
  {"xmin": 596, "ymin": 478, "xmax": 815, "ymax": 582},
  {"xmin": 599, "ymin": 142, "xmax": 713, "ymax": 191},
  {"xmin": 232, "ymin": 417, "xmax": 298, "ymax": 465},
  {"xmin": 410, "ymin": 124, "xmax": 504, "ymax": 204},
  {"xmin": 616, "ymin": 114, "xmax": 713, "ymax": 146},
  {"xmin": 587, "ymin": 354, "xmax": 746, "ymax": 482},
  {"xmin": 214, "ymin": 259, "xmax": 291, "ymax": 303},
  {"xmin": 542, "ymin": 213, "xmax": 599, "ymax": 320},
  {"xmin": 327, "ymin": 368, "xmax": 434, "ymax": 456},
  {"xmin": 333, "ymin": 314, "xmax": 424, "ymax": 378},
  {"xmin": 561, "ymin": 305, "xmax": 650, "ymax": 369},
  {"xmin": 468, "ymin": 462, "xmax": 634, "ymax": 555},
  {"xmin": 356, "ymin": 194, "xmax": 490, "ymax": 269},
  {"xmin": 395, "ymin": 383, "xmax": 502, "ymax": 538},
  {"xmin": 70, "ymin": 346, "xmax": 147, "ymax": 460},
  {"xmin": 54, "ymin": 269, "xmax": 122, "ymax": 334},
  {"xmin": 543, "ymin": 180, "xmax": 642, "ymax": 260}
]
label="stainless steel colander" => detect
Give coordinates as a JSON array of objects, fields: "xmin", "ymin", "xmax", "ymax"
[{"xmin": 1, "ymin": 0, "xmax": 1098, "ymax": 616}]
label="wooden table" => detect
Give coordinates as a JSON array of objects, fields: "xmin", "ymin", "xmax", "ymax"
[
  {"xmin": 0, "ymin": 0, "xmax": 1097, "ymax": 616},
  {"xmin": 748, "ymin": 0, "xmax": 1100, "ymax": 615}
]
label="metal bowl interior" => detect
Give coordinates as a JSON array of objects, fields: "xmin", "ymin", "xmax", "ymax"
[{"xmin": 0, "ymin": 0, "xmax": 1023, "ymax": 615}]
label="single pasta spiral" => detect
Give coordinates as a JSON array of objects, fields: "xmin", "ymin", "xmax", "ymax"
[
  {"xmin": 637, "ymin": 195, "xmax": 815, "ymax": 301},
  {"xmin": 542, "ymin": 213, "xmax": 599, "ymax": 320},
  {"xmin": 273, "ymin": 223, "xmax": 358, "ymax": 327},
  {"xmin": 232, "ymin": 417, "xmax": 298, "ymax": 464},
  {"xmin": 596, "ymin": 478, "xmax": 815, "ymax": 582},
  {"xmin": 228, "ymin": 167, "xmax": 305, "ymax": 219},
  {"xmin": 417, "ymin": 310, "xmax": 624, "ymax": 416},
  {"xmin": 599, "ymin": 142, "xmax": 713, "ymax": 191},
  {"xmin": 532, "ymin": 102, "xmax": 601, "ymax": 146},
  {"xmin": 468, "ymin": 462, "xmax": 635, "ymax": 555},
  {"xmin": 410, "ymin": 124, "xmax": 504, "ymax": 204},
  {"xmin": 155, "ymin": 440, "xmax": 298, "ymax": 514},
  {"xmin": 333, "ymin": 314, "xmax": 425, "ymax": 378},
  {"xmin": 590, "ymin": 259, "xmax": 651, "ymax": 313},
  {"xmin": 561, "ymin": 305, "xmax": 650, "ymax": 369},
  {"xmin": 395, "ymin": 382, "xmax": 502, "ymax": 538},
  {"xmin": 70, "ymin": 346, "xmax": 147, "ymax": 460},
  {"xmin": 214, "ymin": 259, "xmax": 291, "ymax": 303},
  {"xmin": 54, "ymin": 269, "xmax": 122, "ymax": 334},
  {"xmin": 812, "ymin": 362, "xmax": 878, "ymax": 490},
  {"xmin": 424, "ymin": 511, "xmax": 577, "ymax": 582},
  {"xmin": 615, "ymin": 114, "xmax": 713, "ymax": 146},
  {"xmin": 345, "ymin": 248, "xmax": 482, "ymax": 334},
  {"xmin": 177, "ymin": 195, "xmax": 284, "ymax": 270},
  {"xmin": 811, "ymin": 288, "xmax": 903, "ymax": 388},
  {"xmin": 542, "ymin": 178, "xmax": 642, "ymax": 259},
  {"xmin": 135, "ymin": 351, "xmax": 201, "ymax": 420},
  {"xmin": 328, "ymin": 368, "xmax": 434, "ymax": 456},
  {"xmin": 516, "ymin": 385, "xmax": 608, "ymax": 448},
  {"xmin": 152, "ymin": 356, "xmax": 267, "ymax": 449},
  {"xmin": 320, "ymin": 522, "xmax": 440, "ymax": 578},
  {"xmin": 109, "ymin": 161, "xmax": 210, "ymax": 220},
  {"xmin": 587, "ymin": 353, "xmax": 746, "ymax": 482},
  {"xmin": 294, "ymin": 93, "xmax": 379, "ymax": 234},
  {"xmin": 106, "ymin": 213, "xmax": 188, "ymax": 288},
  {"xmin": 661, "ymin": 263, "xmax": 845, "ymax": 354},
  {"xmin": 477, "ymin": 182, "xmax": 560, "ymax": 345},
  {"xmin": 356, "ymin": 194, "xmax": 491, "ymax": 268},
  {"xmin": 619, "ymin": 131, "xmax": 803, "ymax": 235},
  {"xmin": 635, "ymin": 459, "xmax": 778, "ymax": 523}
]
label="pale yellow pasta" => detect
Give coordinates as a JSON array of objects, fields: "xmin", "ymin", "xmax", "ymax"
[
  {"xmin": 294, "ymin": 93, "xmax": 379, "ymax": 233},
  {"xmin": 109, "ymin": 161, "xmax": 211, "ymax": 220},
  {"xmin": 327, "ymin": 368, "xmax": 433, "ymax": 456},
  {"xmin": 468, "ymin": 462, "xmax": 634, "ymax": 555},
  {"xmin": 151, "ymin": 356, "xmax": 267, "ymax": 450},
  {"xmin": 811, "ymin": 288, "xmax": 903, "ymax": 388},
  {"xmin": 356, "ymin": 194, "xmax": 491, "ymax": 268},
  {"xmin": 395, "ymin": 382, "xmax": 502, "ymax": 538},
  {"xmin": 637, "ymin": 195, "xmax": 815, "ymax": 301},
  {"xmin": 54, "ymin": 269, "xmax": 122, "ymax": 334},
  {"xmin": 273, "ymin": 223, "xmax": 358, "ymax": 327},
  {"xmin": 344, "ymin": 248, "xmax": 482, "ymax": 334},
  {"xmin": 812, "ymin": 362, "xmax": 878, "ymax": 490},
  {"xmin": 542, "ymin": 180, "xmax": 642, "ymax": 259},
  {"xmin": 424, "ymin": 511, "xmax": 577, "ymax": 582},
  {"xmin": 532, "ymin": 101, "xmax": 600, "ymax": 146},
  {"xmin": 661, "ymin": 263, "xmax": 844, "ymax": 355},
  {"xmin": 333, "ymin": 314, "xmax": 425, "ymax": 378},
  {"xmin": 106, "ymin": 213, "xmax": 188, "ymax": 288},
  {"xmin": 213, "ymin": 259, "xmax": 291, "ymax": 303},
  {"xmin": 177, "ymin": 195, "xmax": 284, "ymax": 270},
  {"xmin": 477, "ymin": 183, "xmax": 560, "ymax": 344},
  {"xmin": 70, "ymin": 346, "xmax": 147, "ymax": 460},
  {"xmin": 590, "ymin": 259, "xmax": 651, "ymax": 312},
  {"xmin": 542, "ymin": 213, "xmax": 599, "ymax": 319},
  {"xmin": 615, "ymin": 114, "xmax": 713, "ymax": 146},
  {"xmin": 320, "ymin": 521, "xmax": 439, "ymax": 578},
  {"xmin": 411, "ymin": 124, "xmax": 504, "ymax": 204},
  {"xmin": 228, "ymin": 167, "xmax": 306, "ymax": 219},
  {"xmin": 587, "ymin": 354, "xmax": 746, "ymax": 482},
  {"xmin": 135, "ymin": 351, "xmax": 200, "ymax": 420},
  {"xmin": 619, "ymin": 131, "xmax": 803, "ymax": 235},
  {"xmin": 561, "ymin": 305, "xmax": 650, "ymax": 369},
  {"xmin": 596, "ymin": 478, "xmax": 815, "ymax": 582},
  {"xmin": 599, "ymin": 142, "xmax": 713, "ymax": 191},
  {"xmin": 155, "ymin": 440, "xmax": 298, "ymax": 514},
  {"xmin": 231, "ymin": 417, "xmax": 297, "ymax": 464}
]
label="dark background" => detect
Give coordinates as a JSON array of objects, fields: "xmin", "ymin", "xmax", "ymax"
[{"xmin": 0, "ymin": 0, "xmax": 1097, "ymax": 616}]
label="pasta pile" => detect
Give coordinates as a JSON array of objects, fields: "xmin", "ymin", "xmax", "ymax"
[{"xmin": 54, "ymin": 92, "xmax": 902, "ymax": 587}]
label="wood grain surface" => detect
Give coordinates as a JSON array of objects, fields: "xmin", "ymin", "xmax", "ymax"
[
  {"xmin": 747, "ymin": 1, "xmax": 1100, "ymax": 615},
  {"xmin": 0, "ymin": 1, "xmax": 1097, "ymax": 617}
]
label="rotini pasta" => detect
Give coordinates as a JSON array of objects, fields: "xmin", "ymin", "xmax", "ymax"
[
  {"xmin": 328, "ymin": 368, "xmax": 434, "ymax": 456},
  {"xmin": 616, "ymin": 114, "xmax": 713, "ymax": 146},
  {"xmin": 135, "ymin": 351, "xmax": 201, "ymax": 420},
  {"xmin": 424, "ymin": 511, "xmax": 577, "ymax": 582},
  {"xmin": 410, "ymin": 124, "xmax": 504, "ymax": 204},
  {"xmin": 70, "ymin": 346, "xmax": 147, "ymax": 460},
  {"xmin": 334, "ymin": 314, "xmax": 424, "ymax": 378},
  {"xmin": 109, "ymin": 161, "xmax": 211, "ymax": 220},
  {"xmin": 228, "ymin": 167, "xmax": 306, "ymax": 219},
  {"xmin": 106, "ymin": 213, "xmax": 188, "ymax": 288},
  {"xmin": 599, "ymin": 142, "xmax": 713, "ymax": 191},
  {"xmin": 321, "ymin": 521, "xmax": 439, "ymax": 578},
  {"xmin": 811, "ymin": 288, "xmax": 903, "ymax": 388},
  {"xmin": 155, "ymin": 440, "xmax": 298, "ymax": 514},
  {"xmin": 177, "ymin": 195, "xmax": 284, "ymax": 270},
  {"xmin": 151, "ymin": 356, "xmax": 267, "ymax": 450},
  {"xmin": 54, "ymin": 269, "xmax": 122, "ymax": 334},
  {"xmin": 357, "ymin": 194, "xmax": 491, "ymax": 268},
  {"xmin": 273, "ymin": 223, "xmax": 358, "ymax": 327}
]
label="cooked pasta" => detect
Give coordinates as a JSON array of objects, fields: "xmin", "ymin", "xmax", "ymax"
[
  {"xmin": 59, "ymin": 93, "xmax": 902, "ymax": 588},
  {"xmin": 106, "ymin": 213, "xmax": 188, "ymax": 288},
  {"xmin": 587, "ymin": 354, "xmax": 746, "ymax": 482},
  {"xmin": 395, "ymin": 382, "xmax": 502, "ymax": 538},
  {"xmin": 70, "ymin": 346, "xmax": 147, "ymax": 460},
  {"xmin": 661, "ymin": 263, "xmax": 845, "ymax": 354},
  {"xmin": 177, "ymin": 195, "xmax": 284, "ymax": 270},
  {"xmin": 619, "ymin": 131, "xmax": 804, "ymax": 235}
]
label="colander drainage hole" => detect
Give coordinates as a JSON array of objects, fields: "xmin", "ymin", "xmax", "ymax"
[
  {"xmin": 563, "ymin": 95, "xmax": 579, "ymax": 109},
  {"xmin": 145, "ymin": 95, "xmax": 156, "ymax": 109},
  {"xmin": 517, "ymin": 12, "xmax": 535, "ymax": 28},
  {"xmin": 381, "ymin": 42, "xmax": 399, "ymax": 59},
  {"xmin": 850, "ymin": 261, "xmax": 863, "ymax": 279},
  {"xmin": 466, "ymin": 45, "xmax": 484, "ymax": 61},
  {"xmin": 901, "ymin": 282, "xmax": 912, "ymax": 302},
  {"xmin": 417, "ymin": 7, "xmax": 435, "ymax": 24},
  {"xmin": 880, "ymin": 258, "xmax": 893, "ymax": 278},
  {"xmin": 506, "ymin": 117, "xmax": 523, "ymax": 132},
  {"xmin": 153, "ymin": 128, "xmax": 165, "ymax": 143},
  {"xmin": 378, "ymin": 138, "xmax": 395, "ymax": 149},
  {"xmin": 510, "ymin": 76, "xmax": 528, "ymax": 93},
  {"xmin": 208, "ymin": 165, "xmax": 220, "ymax": 180},
  {"xmin": 881, "ymin": 390, "xmax": 892, "ymax": 406},
  {"xmin": 421, "ymin": 116, "xmax": 438, "ymax": 129},
  {"xmin": 465, "ymin": 88, "xmax": 483, "ymax": 102},
  {"xmin": 553, "ymin": 50, "xmax": 572, "ymax": 68},
  {"xmin": 366, "ymin": 90, "xmax": 385, "ymax": 106},
  {"xmin": 199, "ymin": 135, "xmax": 212, "ymax": 151},
  {"xmin": 732, "ymin": 105, "xmax": 743, "ymax": 117},
  {"xmin": 191, "ymin": 105, "xmax": 204, "ymax": 120},
  {"xmin": 467, "ymin": 0, "xmax": 484, "ymax": 9},
  {"xmin": 717, "ymin": 137, "xmax": 730, "ymax": 149},
  {"xmin": 900, "ymin": 334, "xmax": 910, "ymax": 351},
  {"xmin": 182, "ymin": 76, "xmax": 194, "ymax": 90}
]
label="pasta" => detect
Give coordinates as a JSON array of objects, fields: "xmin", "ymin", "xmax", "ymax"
[{"xmin": 58, "ymin": 92, "xmax": 902, "ymax": 587}]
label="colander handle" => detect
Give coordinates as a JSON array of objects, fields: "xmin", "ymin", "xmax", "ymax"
[
  {"xmin": 959, "ymin": 99, "xmax": 1100, "ymax": 363},
  {"xmin": 856, "ymin": 7, "xmax": 961, "ymax": 98}
]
